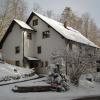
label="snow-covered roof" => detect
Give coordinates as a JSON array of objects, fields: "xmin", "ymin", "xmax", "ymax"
[
  {"xmin": 25, "ymin": 57, "xmax": 40, "ymax": 61},
  {"xmin": 33, "ymin": 12, "xmax": 99, "ymax": 48},
  {"xmin": 14, "ymin": 19, "xmax": 33, "ymax": 30}
]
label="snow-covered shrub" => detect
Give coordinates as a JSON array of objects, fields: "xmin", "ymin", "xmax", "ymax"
[
  {"xmin": 11, "ymin": 76, "xmax": 21, "ymax": 80},
  {"xmin": 47, "ymin": 64, "xmax": 69, "ymax": 91},
  {"xmin": 0, "ymin": 63, "xmax": 36, "ymax": 83},
  {"xmin": 93, "ymin": 73, "xmax": 100, "ymax": 83}
]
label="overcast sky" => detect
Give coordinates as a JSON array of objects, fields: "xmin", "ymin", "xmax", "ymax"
[{"xmin": 24, "ymin": 0, "xmax": 100, "ymax": 27}]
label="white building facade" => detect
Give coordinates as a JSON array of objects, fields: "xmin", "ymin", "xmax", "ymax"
[{"xmin": 0, "ymin": 12, "xmax": 99, "ymax": 74}]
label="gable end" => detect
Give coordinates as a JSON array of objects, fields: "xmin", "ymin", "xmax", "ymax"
[{"xmin": 0, "ymin": 21, "xmax": 15, "ymax": 49}]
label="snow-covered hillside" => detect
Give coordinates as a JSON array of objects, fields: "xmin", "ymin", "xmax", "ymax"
[{"xmin": 0, "ymin": 62, "xmax": 37, "ymax": 83}]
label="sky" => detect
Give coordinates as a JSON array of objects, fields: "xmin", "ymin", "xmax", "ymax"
[{"xmin": 23, "ymin": 0, "xmax": 100, "ymax": 27}]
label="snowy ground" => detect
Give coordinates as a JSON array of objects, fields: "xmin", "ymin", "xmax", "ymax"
[
  {"xmin": 0, "ymin": 77, "xmax": 100, "ymax": 100},
  {"xmin": 0, "ymin": 62, "xmax": 100, "ymax": 100},
  {"xmin": 0, "ymin": 63, "xmax": 34, "ymax": 78},
  {"xmin": 0, "ymin": 62, "xmax": 37, "ymax": 84}
]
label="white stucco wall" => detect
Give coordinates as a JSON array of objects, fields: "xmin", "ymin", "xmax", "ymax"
[
  {"xmin": 29, "ymin": 15, "xmax": 67, "ymax": 64},
  {"xmin": 28, "ymin": 15, "xmax": 67, "ymax": 73},
  {"xmin": 2, "ymin": 24, "xmax": 23, "ymax": 66}
]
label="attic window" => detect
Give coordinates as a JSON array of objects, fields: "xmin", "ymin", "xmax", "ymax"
[
  {"xmin": 42, "ymin": 31, "xmax": 50, "ymax": 39},
  {"xmin": 27, "ymin": 33, "xmax": 32, "ymax": 40},
  {"xmin": 33, "ymin": 19, "xmax": 38, "ymax": 26}
]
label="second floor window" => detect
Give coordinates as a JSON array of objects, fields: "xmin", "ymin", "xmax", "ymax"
[
  {"xmin": 15, "ymin": 46, "xmax": 20, "ymax": 54},
  {"xmin": 42, "ymin": 31, "xmax": 50, "ymax": 39},
  {"xmin": 33, "ymin": 19, "xmax": 38, "ymax": 26},
  {"xmin": 27, "ymin": 33, "xmax": 32, "ymax": 40}
]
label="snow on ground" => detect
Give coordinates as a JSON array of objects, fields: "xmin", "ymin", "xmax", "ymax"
[
  {"xmin": 0, "ymin": 62, "xmax": 37, "ymax": 83},
  {"xmin": 0, "ymin": 76, "xmax": 100, "ymax": 100},
  {"xmin": 0, "ymin": 62, "xmax": 100, "ymax": 100}
]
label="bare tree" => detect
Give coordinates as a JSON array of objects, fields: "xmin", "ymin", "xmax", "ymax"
[
  {"xmin": 60, "ymin": 7, "xmax": 100, "ymax": 46},
  {"xmin": 66, "ymin": 45, "xmax": 97, "ymax": 86},
  {"xmin": 81, "ymin": 13, "xmax": 90, "ymax": 38},
  {"xmin": 32, "ymin": 3, "xmax": 43, "ymax": 14},
  {"xmin": 45, "ymin": 10, "xmax": 54, "ymax": 18},
  {"xmin": 0, "ymin": 0, "xmax": 26, "ymax": 39},
  {"xmin": 50, "ymin": 43, "xmax": 97, "ymax": 86}
]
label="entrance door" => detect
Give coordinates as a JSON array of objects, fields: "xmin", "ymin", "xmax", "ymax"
[{"xmin": 29, "ymin": 61, "xmax": 39, "ymax": 68}]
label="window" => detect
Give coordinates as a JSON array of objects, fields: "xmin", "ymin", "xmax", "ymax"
[
  {"xmin": 42, "ymin": 31, "xmax": 50, "ymax": 39},
  {"xmin": 45, "ymin": 61, "xmax": 48, "ymax": 67},
  {"xmin": 33, "ymin": 19, "xmax": 38, "ymax": 26},
  {"xmin": 15, "ymin": 61, "xmax": 20, "ymax": 66},
  {"xmin": 37, "ymin": 46, "xmax": 41, "ymax": 54},
  {"xmin": 27, "ymin": 33, "xmax": 32, "ymax": 40},
  {"xmin": 79, "ymin": 45, "xmax": 82, "ymax": 50},
  {"xmin": 69, "ymin": 43, "xmax": 72, "ymax": 50},
  {"xmin": 97, "ymin": 66, "xmax": 100, "ymax": 72},
  {"xmin": 88, "ymin": 53, "xmax": 92, "ymax": 57},
  {"xmin": 69, "ymin": 64, "xmax": 72, "ymax": 68},
  {"xmin": 15, "ymin": 46, "xmax": 20, "ymax": 54},
  {"xmin": 96, "ymin": 60, "xmax": 100, "ymax": 72}
]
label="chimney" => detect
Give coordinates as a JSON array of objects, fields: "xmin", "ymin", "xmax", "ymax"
[{"xmin": 64, "ymin": 21, "xmax": 67, "ymax": 28}]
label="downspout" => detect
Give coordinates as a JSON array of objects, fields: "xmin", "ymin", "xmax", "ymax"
[{"xmin": 22, "ymin": 31, "xmax": 24, "ymax": 67}]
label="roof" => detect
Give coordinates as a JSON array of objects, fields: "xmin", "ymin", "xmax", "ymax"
[
  {"xmin": 14, "ymin": 19, "xmax": 33, "ymax": 30},
  {"xmin": 27, "ymin": 12, "xmax": 99, "ymax": 48},
  {"xmin": 0, "ymin": 19, "xmax": 34, "ymax": 48}
]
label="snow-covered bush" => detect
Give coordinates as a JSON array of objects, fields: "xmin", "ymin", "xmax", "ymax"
[
  {"xmin": 0, "ymin": 63, "xmax": 36, "ymax": 83},
  {"xmin": 47, "ymin": 64, "xmax": 69, "ymax": 91},
  {"xmin": 93, "ymin": 73, "xmax": 100, "ymax": 83}
]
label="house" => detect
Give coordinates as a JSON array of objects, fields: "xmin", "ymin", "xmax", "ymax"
[{"xmin": 0, "ymin": 12, "xmax": 99, "ymax": 74}]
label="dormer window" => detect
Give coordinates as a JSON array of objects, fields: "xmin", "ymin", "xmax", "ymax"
[
  {"xmin": 27, "ymin": 33, "xmax": 32, "ymax": 40},
  {"xmin": 33, "ymin": 19, "xmax": 38, "ymax": 26},
  {"xmin": 42, "ymin": 31, "xmax": 50, "ymax": 39}
]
